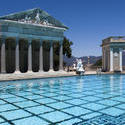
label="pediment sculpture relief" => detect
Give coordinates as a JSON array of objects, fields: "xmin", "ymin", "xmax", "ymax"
[{"xmin": 17, "ymin": 12, "xmax": 53, "ymax": 26}]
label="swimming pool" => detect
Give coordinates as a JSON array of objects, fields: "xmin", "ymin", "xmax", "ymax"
[{"xmin": 0, "ymin": 75, "xmax": 125, "ymax": 125}]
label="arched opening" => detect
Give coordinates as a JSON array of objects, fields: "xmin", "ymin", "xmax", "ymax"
[
  {"xmin": 32, "ymin": 40, "xmax": 40, "ymax": 72},
  {"xmin": 43, "ymin": 41, "xmax": 50, "ymax": 71},
  {"xmin": 53, "ymin": 42, "xmax": 59, "ymax": 71},
  {"xmin": 19, "ymin": 39, "xmax": 28, "ymax": 73},
  {"xmin": 5, "ymin": 38, "xmax": 15, "ymax": 73}
]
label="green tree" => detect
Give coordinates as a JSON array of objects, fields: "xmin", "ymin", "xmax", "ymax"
[
  {"xmin": 63, "ymin": 37, "xmax": 73, "ymax": 58},
  {"xmin": 53, "ymin": 37, "xmax": 73, "ymax": 69},
  {"xmin": 93, "ymin": 58, "xmax": 102, "ymax": 66},
  {"xmin": 54, "ymin": 37, "xmax": 73, "ymax": 58}
]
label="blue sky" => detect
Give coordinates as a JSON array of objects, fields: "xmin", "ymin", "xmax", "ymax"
[{"xmin": 0, "ymin": 0, "xmax": 125, "ymax": 57}]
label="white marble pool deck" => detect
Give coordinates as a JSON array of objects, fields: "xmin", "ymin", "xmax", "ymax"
[{"xmin": 0, "ymin": 71, "xmax": 97, "ymax": 81}]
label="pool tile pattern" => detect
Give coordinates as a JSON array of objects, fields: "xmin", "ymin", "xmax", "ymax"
[
  {"xmin": 62, "ymin": 106, "xmax": 91, "ymax": 116},
  {"xmin": 40, "ymin": 111, "xmax": 71, "ymax": 123},
  {"xmin": 13, "ymin": 116, "xmax": 49, "ymax": 125},
  {"xmin": 77, "ymin": 114, "xmax": 125, "ymax": 125},
  {"xmin": 0, "ymin": 75, "xmax": 125, "ymax": 124},
  {"xmin": 0, "ymin": 110, "xmax": 31, "ymax": 120}
]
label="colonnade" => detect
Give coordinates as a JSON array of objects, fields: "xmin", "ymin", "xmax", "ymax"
[
  {"xmin": 0, "ymin": 36, "xmax": 63, "ymax": 73},
  {"xmin": 102, "ymin": 47, "xmax": 123, "ymax": 72}
]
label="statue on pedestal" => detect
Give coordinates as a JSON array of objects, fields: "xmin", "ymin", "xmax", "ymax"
[{"xmin": 76, "ymin": 59, "xmax": 85, "ymax": 75}]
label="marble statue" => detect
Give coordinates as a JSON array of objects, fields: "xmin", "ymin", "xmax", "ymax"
[
  {"xmin": 76, "ymin": 59, "xmax": 85, "ymax": 75},
  {"xmin": 17, "ymin": 11, "xmax": 53, "ymax": 26},
  {"xmin": 24, "ymin": 15, "xmax": 31, "ymax": 23},
  {"xmin": 73, "ymin": 63, "xmax": 76, "ymax": 71},
  {"xmin": 35, "ymin": 12, "xmax": 40, "ymax": 24}
]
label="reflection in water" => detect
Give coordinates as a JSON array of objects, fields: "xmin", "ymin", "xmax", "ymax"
[
  {"xmin": 39, "ymin": 81, "xmax": 44, "ymax": 88},
  {"xmin": 59, "ymin": 80, "xmax": 63, "ymax": 94},
  {"xmin": 110, "ymin": 75, "xmax": 114, "ymax": 93},
  {"xmin": 28, "ymin": 82, "xmax": 33, "ymax": 90},
  {"xmin": 59, "ymin": 80, "xmax": 63, "ymax": 85},
  {"xmin": 109, "ymin": 75, "xmax": 123, "ymax": 94},
  {"xmin": 15, "ymin": 83, "xmax": 21, "ymax": 92},
  {"xmin": 1, "ymin": 84, "xmax": 9, "ymax": 93},
  {"xmin": 77, "ymin": 77, "xmax": 84, "ymax": 92},
  {"xmin": 2, "ymin": 86, "xmax": 6, "ymax": 93},
  {"xmin": 49, "ymin": 80, "xmax": 55, "ymax": 93},
  {"xmin": 120, "ymin": 75, "xmax": 123, "ymax": 94},
  {"xmin": 49, "ymin": 80, "xmax": 55, "ymax": 88},
  {"xmin": 0, "ymin": 75, "xmax": 124, "ymax": 97}
]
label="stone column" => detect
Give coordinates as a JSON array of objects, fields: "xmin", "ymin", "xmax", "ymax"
[
  {"xmin": 119, "ymin": 48, "xmax": 122, "ymax": 72},
  {"xmin": 102, "ymin": 48, "xmax": 104, "ymax": 70},
  {"xmin": 110, "ymin": 48, "xmax": 113, "ymax": 72},
  {"xmin": 59, "ymin": 41, "xmax": 63, "ymax": 70},
  {"xmin": 49, "ymin": 41, "xmax": 54, "ymax": 71},
  {"xmin": 28, "ymin": 38, "xmax": 32, "ymax": 72},
  {"xmin": 39, "ymin": 39, "xmax": 43, "ymax": 72},
  {"xmin": 107, "ymin": 49, "xmax": 110, "ymax": 71},
  {"xmin": 15, "ymin": 37, "xmax": 20, "ymax": 73},
  {"xmin": 103, "ymin": 48, "xmax": 106, "ymax": 71},
  {"xmin": 1, "ymin": 36, "xmax": 6, "ymax": 73},
  {"xmin": 108, "ymin": 49, "xmax": 110, "ymax": 71}
]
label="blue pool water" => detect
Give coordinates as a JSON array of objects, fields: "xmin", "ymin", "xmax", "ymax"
[{"xmin": 0, "ymin": 75, "xmax": 125, "ymax": 125}]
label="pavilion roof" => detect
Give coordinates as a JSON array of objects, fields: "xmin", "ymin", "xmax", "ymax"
[{"xmin": 0, "ymin": 8, "xmax": 68, "ymax": 29}]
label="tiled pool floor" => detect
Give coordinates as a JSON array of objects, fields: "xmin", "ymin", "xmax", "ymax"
[{"xmin": 0, "ymin": 75, "xmax": 125, "ymax": 124}]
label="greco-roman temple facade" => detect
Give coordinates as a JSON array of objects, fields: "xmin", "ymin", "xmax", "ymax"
[
  {"xmin": 101, "ymin": 36, "xmax": 125, "ymax": 72},
  {"xmin": 0, "ymin": 8, "xmax": 67, "ymax": 73}
]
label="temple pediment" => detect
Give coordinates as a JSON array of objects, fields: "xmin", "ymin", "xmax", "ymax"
[{"xmin": 0, "ymin": 8, "xmax": 68, "ymax": 29}]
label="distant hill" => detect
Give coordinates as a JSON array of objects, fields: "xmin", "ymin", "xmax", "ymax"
[
  {"xmin": 64, "ymin": 56, "xmax": 102, "ymax": 66},
  {"xmin": 63, "ymin": 56, "xmax": 77, "ymax": 66},
  {"xmin": 64, "ymin": 52, "xmax": 125, "ymax": 66}
]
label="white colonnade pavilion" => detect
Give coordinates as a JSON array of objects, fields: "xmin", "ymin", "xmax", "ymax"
[
  {"xmin": 101, "ymin": 36, "xmax": 125, "ymax": 72},
  {"xmin": 0, "ymin": 8, "xmax": 67, "ymax": 73}
]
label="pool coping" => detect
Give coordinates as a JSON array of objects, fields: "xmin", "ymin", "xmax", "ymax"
[{"xmin": 0, "ymin": 71, "xmax": 124, "ymax": 82}]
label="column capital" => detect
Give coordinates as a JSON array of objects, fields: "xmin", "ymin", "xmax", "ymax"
[
  {"xmin": 110, "ymin": 47, "xmax": 113, "ymax": 51},
  {"xmin": 15, "ymin": 37, "xmax": 19, "ymax": 44},
  {"xmin": 28, "ymin": 38, "xmax": 32, "ymax": 43},
  {"xmin": 1, "ymin": 35, "xmax": 6, "ymax": 42},
  {"xmin": 59, "ymin": 40, "xmax": 63, "ymax": 45},
  {"xmin": 50, "ymin": 41, "xmax": 54, "ymax": 46},
  {"xmin": 39, "ymin": 39, "xmax": 43, "ymax": 45},
  {"xmin": 119, "ymin": 48, "xmax": 123, "ymax": 51},
  {"xmin": 40, "ymin": 39, "xmax": 44, "ymax": 42},
  {"xmin": 51, "ymin": 40, "xmax": 54, "ymax": 43}
]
